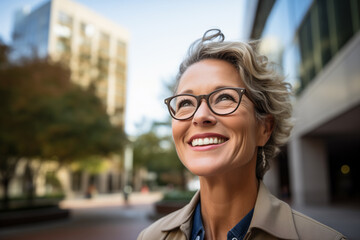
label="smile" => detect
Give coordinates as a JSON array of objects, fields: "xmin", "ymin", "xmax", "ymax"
[{"xmin": 191, "ymin": 137, "xmax": 227, "ymax": 147}]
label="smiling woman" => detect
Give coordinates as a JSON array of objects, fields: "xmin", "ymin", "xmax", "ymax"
[{"xmin": 137, "ymin": 29, "xmax": 347, "ymax": 240}]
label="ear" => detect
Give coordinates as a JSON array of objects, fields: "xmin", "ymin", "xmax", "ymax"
[{"xmin": 257, "ymin": 114, "xmax": 274, "ymax": 146}]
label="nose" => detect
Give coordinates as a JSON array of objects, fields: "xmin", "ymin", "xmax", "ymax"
[{"xmin": 192, "ymin": 100, "xmax": 217, "ymax": 126}]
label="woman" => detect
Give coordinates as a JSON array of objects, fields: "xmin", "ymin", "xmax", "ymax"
[{"xmin": 138, "ymin": 29, "xmax": 346, "ymax": 240}]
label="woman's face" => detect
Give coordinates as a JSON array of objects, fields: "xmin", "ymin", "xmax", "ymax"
[{"xmin": 172, "ymin": 59, "xmax": 270, "ymax": 177}]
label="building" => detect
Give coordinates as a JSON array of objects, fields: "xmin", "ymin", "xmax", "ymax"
[
  {"xmin": 9, "ymin": 0, "xmax": 129, "ymax": 196},
  {"xmin": 12, "ymin": 0, "xmax": 129, "ymax": 128},
  {"xmin": 243, "ymin": 0, "xmax": 360, "ymax": 206}
]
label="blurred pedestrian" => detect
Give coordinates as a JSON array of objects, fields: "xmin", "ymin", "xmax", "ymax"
[
  {"xmin": 123, "ymin": 185, "xmax": 132, "ymax": 204},
  {"xmin": 137, "ymin": 29, "xmax": 346, "ymax": 239},
  {"xmin": 141, "ymin": 185, "xmax": 149, "ymax": 194},
  {"xmin": 85, "ymin": 184, "xmax": 96, "ymax": 199}
]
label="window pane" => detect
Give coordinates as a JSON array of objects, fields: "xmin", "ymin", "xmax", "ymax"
[
  {"xmin": 333, "ymin": 0, "xmax": 353, "ymax": 49},
  {"xmin": 299, "ymin": 15, "xmax": 314, "ymax": 88},
  {"xmin": 317, "ymin": 0, "xmax": 332, "ymax": 67}
]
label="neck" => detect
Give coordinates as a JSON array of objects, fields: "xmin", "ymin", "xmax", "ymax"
[{"xmin": 199, "ymin": 168, "xmax": 258, "ymax": 240}]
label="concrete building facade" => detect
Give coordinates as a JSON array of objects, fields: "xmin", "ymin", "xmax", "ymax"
[
  {"xmin": 9, "ymin": 0, "xmax": 129, "ymax": 197},
  {"xmin": 12, "ymin": 0, "xmax": 129, "ymax": 128},
  {"xmin": 243, "ymin": 0, "xmax": 360, "ymax": 206}
]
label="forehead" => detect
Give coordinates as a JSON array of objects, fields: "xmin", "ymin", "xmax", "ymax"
[{"xmin": 177, "ymin": 59, "xmax": 244, "ymax": 94}]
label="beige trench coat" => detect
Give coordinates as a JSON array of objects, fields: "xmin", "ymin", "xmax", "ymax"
[{"xmin": 137, "ymin": 182, "xmax": 346, "ymax": 240}]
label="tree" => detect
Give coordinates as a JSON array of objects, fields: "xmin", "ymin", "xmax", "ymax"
[
  {"xmin": 0, "ymin": 43, "xmax": 126, "ymax": 207},
  {"xmin": 133, "ymin": 120, "xmax": 187, "ymax": 189},
  {"xmin": 132, "ymin": 77, "xmax": 190, "ymax": 189}
]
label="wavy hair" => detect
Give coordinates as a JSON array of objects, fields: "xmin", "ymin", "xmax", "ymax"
[{"xmin": 175, "ymin": 29, "xmax": 293, "ymax": 179}]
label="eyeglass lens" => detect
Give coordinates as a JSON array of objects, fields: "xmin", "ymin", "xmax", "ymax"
[{"xmin": 169, "ymin": 88, "xmax": 241, "ymax": 119}]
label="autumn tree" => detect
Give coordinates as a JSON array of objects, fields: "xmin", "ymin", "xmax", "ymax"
[{"xmin": 0, "ymin": 43, "xmax": 126, "ymax": 207}]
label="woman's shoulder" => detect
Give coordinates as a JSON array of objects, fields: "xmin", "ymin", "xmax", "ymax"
[
  {"xmin": 137, "ymin": 210, "xmax": 180, "ymax": 240},
  {"xmin": 137, "ymin": 191, "xmax": 200, "ymax": 240},
  {"xmin": 137, "ymin": 206, "xmax": 194, "ymax": 240},
  {"xmin": 291, "ymin": 209, "xmax": 346, "ymax": 240},
  {"xmin": 254, "ymin": 182, "xmax": 347, "ymax": 239}
]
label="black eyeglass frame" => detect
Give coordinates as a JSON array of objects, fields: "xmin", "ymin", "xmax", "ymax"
[{"xmin": 164, "ymin": 87, "xmax": 247, "ymax": 120}]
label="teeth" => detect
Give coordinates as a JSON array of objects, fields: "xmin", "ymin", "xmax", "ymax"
[{"xmin": 191, "ymin": 137, "xmax": 226, "ymax": 147}]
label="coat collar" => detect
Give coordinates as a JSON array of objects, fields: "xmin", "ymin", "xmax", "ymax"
[
  {"xmin": 159, "ymin": 181, "xmax": 299, "ymax": 239},
  {"xmin": 249, "ymin": 181, "xmax": 299, "ymax": 239},
  {"xmin": 160, "ymin": 190, "xmax": 200, "ymax": 233}
]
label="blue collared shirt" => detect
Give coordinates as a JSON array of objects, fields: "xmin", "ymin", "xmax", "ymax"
[{"xmin": 191, "ymin": 201, "xmax": 254, "ymax": 240}]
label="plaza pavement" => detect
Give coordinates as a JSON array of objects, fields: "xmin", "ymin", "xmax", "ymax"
[
  {"xmin": 0, "ymin": 192, "xmax": 163, "ymax": 240},
  {"xmin": 0, "ymin": 191, "xmax": 359, "ymax": 240}
]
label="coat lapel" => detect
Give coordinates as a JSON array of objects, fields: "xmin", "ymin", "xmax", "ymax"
[
  {"xmin": 159, "ymin": 191, "xmax": 200, "ymax": 239},
  {"xmin": 249, "ymin": 181, "xmax": 299, "ymax": 239}
]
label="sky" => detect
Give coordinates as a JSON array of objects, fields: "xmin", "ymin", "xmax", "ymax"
[{"xmin": 0, "ymin": 0, "xmax": 247, "ymax": 136}]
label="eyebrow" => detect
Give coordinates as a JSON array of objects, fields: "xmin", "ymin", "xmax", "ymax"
[{"xmin": 177, "ymin": 85, "xmax": 235, "ymax": 95}]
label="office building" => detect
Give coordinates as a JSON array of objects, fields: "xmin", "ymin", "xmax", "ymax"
[
  {"xmin": 243, "ymin": 0, "xmax": 360, "ymax": 206},
  {"xmin": 12, "ymin": 0, "xmax": 129, "ymax": 128}
]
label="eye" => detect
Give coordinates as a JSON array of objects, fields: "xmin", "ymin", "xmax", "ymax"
[
  {"xmin": 216, "ymin": 93, "xmax": 236, "ymax": 103},
  {"xmin": 177, "ymin": 98, "xmax": 195, "ymax": 109}
]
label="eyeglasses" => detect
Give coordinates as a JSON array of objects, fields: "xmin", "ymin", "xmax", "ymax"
[{"xmin": 164, "ymin": 87, "xmax": 246, "ymax": 120}]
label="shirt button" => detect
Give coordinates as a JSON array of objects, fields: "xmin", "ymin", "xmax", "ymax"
[
  {"xmin": 195, "ymin": 236, "xmax": 200, "ymax": 240},
  {"xmin": 232, "ymin": 238, "xmax": 238, "ymax": 240}
]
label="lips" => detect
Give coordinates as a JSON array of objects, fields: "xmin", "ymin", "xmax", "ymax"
[{"xmin": 188, "ymin": 133, "xmax": 229, "ymax": 147}]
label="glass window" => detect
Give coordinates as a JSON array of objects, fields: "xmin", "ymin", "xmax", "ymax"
[
  {"xmin": 333, "ymin": 0, "xmax": 354, "ymax": 50},
  {"xmin": 299, "ymin": 14, "xmax": 315, "ymax": 88},
  {"xmin": 98, "ymin": 32, "xmax": 110, "ymax": 57},
  {"xmin": 317, "ymin": 0, "xmax": 332, "ymax": 67},
  {"xmin": 356, "ymin": 0, "xmax": 360, "ymax": 31},
  {"xmin": 58, "ymin": 11, "xmax": 73, "ymax": 26},
  {"xmin": 116, "ymin": 40, "xmax": 126, "ymax": 62},
  {"xmin": 296, "ymin": 0, "xmax": 359, "ymax": 94},
  {"xmin": 54, "ymin": 24, "xmax": 71, "ymax": 38},
  {"xmin": 55, "ymin": 11, "xmax": 72, "ymax": 63}
]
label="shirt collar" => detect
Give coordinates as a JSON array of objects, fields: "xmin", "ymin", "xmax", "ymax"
[
  {"xmin": 228, "ymin": 208, "xmax": 254, "ymax": 239},
  {"xmin": 249, "ymin": 181, "xmax": 299, "ymax": 239},
  {"xmin": 191, "ymin": 201, "xmax": 254, "ymax": 240},
  {"xmin": 190, "ymin": 202, "xmax": 204, "ymax": 240},
  {"xmin": 159, "ymin": 181, "xmax": 299, "ymax": 240},
  {"xmin": 160, "ymin": 190, "xmax": 200, "ymax": 232}
]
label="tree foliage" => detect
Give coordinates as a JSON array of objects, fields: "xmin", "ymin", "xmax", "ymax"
[
  {"xmin": 133, "ymin": 126, "xmax": 181, "ymax": 171},
  {"xmin": 133, "ymin": 122, "xmax": 186, "ymax": 187},
  {"xmin": 0, "ymin": 43, "xmax": 126, "ymax": 205}
]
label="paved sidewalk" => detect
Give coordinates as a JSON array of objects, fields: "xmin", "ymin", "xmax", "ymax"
[
  {"xmin": 292, "ymin": 204, "xmax": 360, "ymax": 240},
  {"xmin": 1, "ymin": 192, "xmax": 359, "ymax": 239},
  {"xmin": 0, "ymin": 192, "xmax": 162, "ymax": 240}
]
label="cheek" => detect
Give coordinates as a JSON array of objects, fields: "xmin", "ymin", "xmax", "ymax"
[
  {"xmin": 171, "ymin": 120, "xmax": 189, "ymax": 164},
  {"xmin": 228, "ymin": 113, "xmax": 259, "ymax": 154},
  {"xmin": 172, "ymin": 120, "xmax": 186, "ymax": 146},
  {"xmin": 172, "ymin": 120, "xmax": 179, "ymax": 142}
]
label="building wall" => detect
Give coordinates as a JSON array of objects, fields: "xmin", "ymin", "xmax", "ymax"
[
  {"xmin": 244, "ymin": 0, "xmax": 360, "ymax": 206},
  {"xmin": 11, "ymin": 0, "xmax": 129, "ymax": 128},
  {"xmin": 291, "ymin": 32, "xmax": 360, "ymax": 137},
  {"xmin": 48, "ymin": 0, "xmax": 129, "ymax": 127},
  {"xmin": 11, "ymin": 2, "xmax": 51, "ymax": 60},
  {"xmin": 289, "ymin": 32, "xmax": 360, "ymax": 205}
]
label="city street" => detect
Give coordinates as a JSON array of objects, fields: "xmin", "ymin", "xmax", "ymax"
[
  {"xmin": 0, "ymin": 192, "xmax": 162, "ymax": 240},
  {"xmin": 0, "ymin": 192, "xmax": 359, "ymax": 240}
]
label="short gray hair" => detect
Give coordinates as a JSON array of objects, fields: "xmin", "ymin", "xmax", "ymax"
[{"xmin": 175, "ymin": 29, "xmax": 293, "ymax": 179}]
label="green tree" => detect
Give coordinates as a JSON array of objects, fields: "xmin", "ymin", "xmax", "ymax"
[
  {"xmin": 0, "ymin": 43, "xmax": 126, "ymax": 207},
  {"xmin": 133, "ymin": 120, "xmax": 187, "ymax": 189},
  {"xmin": 133, "ymin": 121, "xmax": 186, "ymax": 189},
  {"xmin": 132, "ymin": 78, "xmax": 189, "ymax": 189}
]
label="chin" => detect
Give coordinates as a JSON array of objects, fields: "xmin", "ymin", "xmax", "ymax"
[{"xmin": 182, "ymin": 157, "xmax": 230, "ymax": 177}]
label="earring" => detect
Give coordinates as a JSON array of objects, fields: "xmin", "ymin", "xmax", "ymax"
[{"xmin": 262, "ymin": 148, "xmax": 266, "ymax": 168}]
